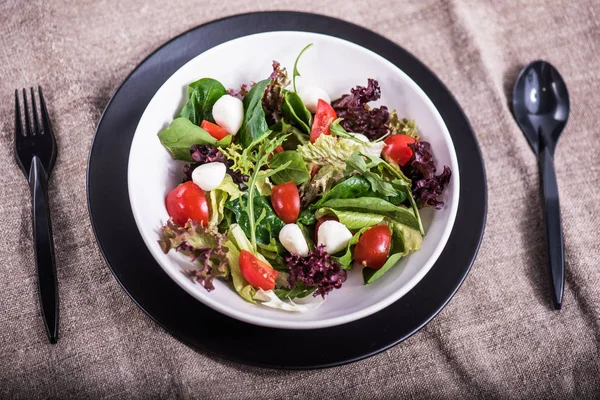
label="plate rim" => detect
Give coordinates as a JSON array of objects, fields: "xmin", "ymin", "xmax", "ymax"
[{"xmin": 86, "ymin": 10, "xmax": 487, "ymax": 369}]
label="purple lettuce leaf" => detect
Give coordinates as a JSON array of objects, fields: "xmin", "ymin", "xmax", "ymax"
[
  {"xmin": 283, "ymin": 245, "xmax": 347, "ymax": 298},
  {"xmin": 402, "ymin": 141, "xmax": 451, "ymax": 209},
  {"xmin": 262, "ymin": 61, "xmax": 290, "ymax": 124},
  {"xmin": 331, "ymin": 79, "xmax": 390, "ymax": 140},
  {"xmin": 158, "ymin": 219, "xmax": 229, "ymax": 291}
]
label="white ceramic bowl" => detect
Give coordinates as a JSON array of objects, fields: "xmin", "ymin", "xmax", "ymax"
[{"xmin": 128, "ymin": 31, "xmax": 460, "ymax": 329}]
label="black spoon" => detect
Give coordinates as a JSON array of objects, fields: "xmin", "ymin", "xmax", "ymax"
[{"xmin": 512, "ymin": 60, "xmax": 570, "ymax": 310}]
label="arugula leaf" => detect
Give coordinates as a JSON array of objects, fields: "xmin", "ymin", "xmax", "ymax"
[
  {"xmin": 292, "ymin": 43, "xmax": 313, "ymax": 93},
  {"xmin": 238, "ymin": 79, "xmax": 271, "ymax": 148},
  {"xmin": 281, "ymin": 91, "xmax": 312, "ymax": 133},
  {"xmin": 334, "ymin": 227, "xmax": 370, "ymax": 269},
  {"xmin": 274, "ymin": 282, "xmax": 316, "ymax": 300},
  {"xmin": 318, "ymin": 197, "xmax": 420, "ymax": 231},
  {"xmin": 179, "ymin": 78, "xmax": 226, "ymax": 125},
  {"xmin": 157, "ymin": 117, "xmax": 218, "ymax": 161},
  {"xmin": 363, "ymin": 221, "xmax": 422, "ymax": 284},
  {"xmin": 268, "ymin": 150, "xmax": 311, "ymax": 185},
  {"xmin": 297, "ymin": 209, "xmax": 317, "ymax": 226},
  {"xmin": 225, "ymin": 191, "xmax": 285, "ymax": 246}
]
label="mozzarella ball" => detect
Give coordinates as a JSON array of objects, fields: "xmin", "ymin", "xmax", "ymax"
[
  {"xmin": 298, "ymin": 86, "xmax": 331, "ymax": 113},
  {"xmin": 279, "ymin": 224, "xmax": 309, "ymax": 257},
  {"xmin": 317, "ymin": 220, "xmax": 353, "ymax": 255},
  {"xmin": 212, "ymin": 95, "xmax": 244, "ymax": 135},
  {"xmin": 192, "ymin": 162, "xmax": 226, "ymax": 191},
  {"xmin": 348, "ymin": 132, "xmax": 370, "ymax": 143}
]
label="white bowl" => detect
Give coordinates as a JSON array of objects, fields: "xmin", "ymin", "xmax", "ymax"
[{"xmin": 128, "ymin": 31, "xmax": 460, "ymax": 329}]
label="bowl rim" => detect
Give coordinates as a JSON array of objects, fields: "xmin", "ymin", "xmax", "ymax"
[{"xmin": 127, "ymin": 30, "xmax": 460, "ymax": 329}]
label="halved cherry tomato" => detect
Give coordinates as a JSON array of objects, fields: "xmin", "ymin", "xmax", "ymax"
[
  {"xmin": 310, "ymin": 164, "xmax": 320, "ymax": 179},
  {"xmin": 314, "ymin": 215, "xmax": 339, "ymax": 242},
  {"xmin": 239, "ymin": 250, "xmax": 279, "ymax": 290},
  {"xmin": 268, "ymin": 145, "xmax": 285, "ymax": 161},
  {"xmin": 271, "ymin": 181, "xmax": 300, "ymax": 224},
  {"xmin": 165, "ymin": 181, "xmax": 209, "ymax": 227},
  {"xmin": 382, "ymin": 134, "xmax": 416, "ymax": 167},
  {"xmin": 201, "ymin": 120, "xmax": 230, "ymax": 140},
  {"xmin": 354, "ymin": 225, "xmax": 392, "ymax": 270},
  {"xmin": 310, "ymin": 99, "xmax": 337, "ymax": 143}
]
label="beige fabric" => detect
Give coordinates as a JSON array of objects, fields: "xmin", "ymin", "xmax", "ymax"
[{"xmin": 1, "ymin": 0, "xmax": 599, "ymax": 398}]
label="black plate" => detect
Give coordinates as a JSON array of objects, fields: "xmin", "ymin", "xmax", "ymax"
[{"xmin": 87, "ymin": 11, "xmax": 486, "ymax": 369}]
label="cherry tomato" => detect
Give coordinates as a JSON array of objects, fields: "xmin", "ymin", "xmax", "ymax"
[
  {"xmin": 382, "ymin": 134, "xmax": 416, "ymax": 167},
  {"xmin": 201, "ymin": 120, "xmax": 230, "ymax": 140},
  {"xmin": 354, "ymin": 225, "xmax": 392, "ymax": 270},
  {"xmin": 271, "ymin": 181, "xmax": 300, "ymax": 223},
  {"xmin": 310, "ymin": 100, "xmax": 337, "ymax": 143},
  {"xmin": 310, "ymin": 164, "xmax": 320, "ymax": 179},
  {"xmin": 239, "ymin": 250, "xmax": 279, "ymax": 290},
  {"xmin": 268, "ymin": 145, "xmax": 285, "ymax": 161},
  {"xmin": 165, "ymin": 181, "xmax": 209, "ymax": 227},
  {"xmin": 314, "ymin": 215, "xmax": 339, "ymax": 242}
]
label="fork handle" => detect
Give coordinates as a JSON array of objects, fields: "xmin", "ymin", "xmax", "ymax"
[
  {"xmin": 28, "ymin": 156, "xmax": 59, "ymax": 343},
  {"xmin": 539, "ymin": 145, "xmax": 564, "ymax": 310}
]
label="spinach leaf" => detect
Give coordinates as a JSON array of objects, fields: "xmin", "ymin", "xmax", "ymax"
[
  {"xmin": 363, "ymin": 222, "xmax": 422, "ymax": 283},
  {"xmin": 224, "ymin": 191, "xmax": 285, "ymax": 245},
  {"xmin": 274, "ymin": 282, "xmax": 316, "ymax": 300},
  {"xmin": 268, "ymin": 150, "xmax": 310, "ymax": 185},
  {"xmin": 314, "ymin": 208, "xmax": 385, "ymax": 230},
  {"xmin": 238, "ymin": 79, "xmax": 271, "ymax": 148},
  {"xmin": 157, "ymin": 117, "xmax": 217, "ymax": 161},
  {"xmin": 292, "ymin": 43, "xmax": 313, "ymax": 93},
  {"xmin": 271, "ymin": 119, "xmax": 309, "ymax": 150},
  {"xmin": 179, "ymin": 78, "xmax": 226, "ymax": 125},
  {"xmin": 314, "ymin": 175, "xmax": 375, "ymax": 208},
  {"xmin": 318, "ymin": 197, "xmax": 420, "ymax": 230},
  {"xmin": 281, "ymin": 91, "xmax": 312, "ymax": 133},
  {"xmin": 297, "ymin": 209, "xmax": 317, "ymax": 226}
]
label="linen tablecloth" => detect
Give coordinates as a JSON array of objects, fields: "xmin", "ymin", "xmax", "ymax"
[{"xmin": 1, "ymin": 0, "xmax": 599, "ymax": 398}]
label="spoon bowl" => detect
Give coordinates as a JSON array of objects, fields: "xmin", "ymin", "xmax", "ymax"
[{"xmin": 512, "ymin": 60, "xmax": 570, "ymax": 155}]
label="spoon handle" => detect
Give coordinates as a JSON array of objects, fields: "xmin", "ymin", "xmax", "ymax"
[{"xmin": 539, "ymin": 145, "xmax": 565, "ymax": 310}]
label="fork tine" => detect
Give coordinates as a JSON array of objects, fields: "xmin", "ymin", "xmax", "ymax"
[
  {"xmin": 15, "ymin": 90, "xmax": 23, "ymax": 137},
  {"xmin": 30, "ymin": 87, "xmax": 41, "ymax": 135},
  {"xmin": 38, "ymin": 87, "xmax": 53, "ymax": 137},
  {"xmin": 22, "ymin": 88, "xmax": 33, "ymax": 136}
]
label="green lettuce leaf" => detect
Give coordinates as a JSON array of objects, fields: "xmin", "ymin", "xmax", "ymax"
[
  {"xmin": 387, "ymin": 110, "xmax": 419, "ymax": 139},
  {"xmin": 296, "ymin": 134, "xmax": 385, "ymax": 168},
  {"xmin": 363, "ymin": 221, "xmax": 422, "ymax": 284},
  {"xmin": 208, "ymin": 174, "xmax": 242, "ymax": 229},
  {"xmin": 314, "ymin": 208, "xmax": 385, "ymax": 230},
  {"xmin": 318, "ymin": 197, "xmax": 420, "ymax": 231}
]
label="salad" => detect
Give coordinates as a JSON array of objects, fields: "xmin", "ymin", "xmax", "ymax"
[{"xmin": 156, "ymin": 44, "xmax": 451, "ymax": 312}]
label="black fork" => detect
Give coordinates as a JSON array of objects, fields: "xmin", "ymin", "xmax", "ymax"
[{"xmin": 14, "ymin": 87, "xmax": 59, "ymax": 344}]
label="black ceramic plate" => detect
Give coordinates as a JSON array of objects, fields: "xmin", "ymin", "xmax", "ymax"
[{"xmin": 87, "ymin": 11, "xmax": 486, "ymax": 369}]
